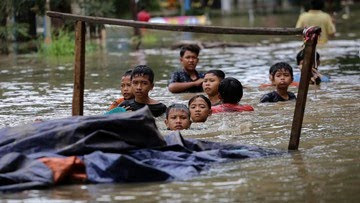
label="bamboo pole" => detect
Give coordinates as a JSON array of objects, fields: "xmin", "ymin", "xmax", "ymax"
[
  {"xmin": 288, "ymin": 27, "xmax": 321, "ymax": 150},
  {"xmin": 72, "ymin": 21, "xmax": 86, "ymax": 116},
  {"xmin": 47, "ymin": 11, "xmax": 303, "ymax": 36}
]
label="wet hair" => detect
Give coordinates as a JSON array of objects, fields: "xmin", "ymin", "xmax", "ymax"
[
  {"xmin": 269, "ymin": 65, "xmax": 276, "ymax": 75},
  {"xmin": 205, "ymin": 70, "xmax": 225, "ymax": 80},
  {"xmin": 166, "ymin": 103, "xmax": 190, "ymax": 119},
  {"xmin": 296, "ymin": 49, "xmax": 320, "ymax": 65},
  {"xmin": 180, "ymin": 44, "xmax": 200, "ymax": 57},
  {"xmin": 131, "ymin": 65, "xmax": 154, "ymax": 84},
  {"xmin": 218, "ymin": 77, "xmax": 243, "ymax": 104},
  {"xmin": 270, "ymin": 62, "xmax": 294, "ymax": 80},
  {"xmin": 188, "ymin": 95, "xmax": 211, "ymax": 109},
  {"xmin": 310, "ymin": 0, "xmax": 325, "ymax": 10},
  {"xmin": 123, "ymin": 69, "xmax": 132, "ymax": 77}
]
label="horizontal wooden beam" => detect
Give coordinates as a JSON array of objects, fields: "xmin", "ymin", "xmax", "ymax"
[{"xmin": 47, "ymin": 11, "xmax": 303, "ymax": 36}]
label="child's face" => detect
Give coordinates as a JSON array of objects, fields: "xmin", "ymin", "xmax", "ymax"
[
  {"xmin": 189, "ymin": 97, "xmax": 212, "ymax": 122},
  {"xmin": 131, "ymin": 75, "xmax": 153, "ymax": 99},
  {"xmin": 180, "ymin": 50, "xmax": 199, "ymax": 72},
  {"xmin": 165, "ymin": 109, "xmax": 191, "ymax": 130},
  {"xmin": 121, "ymin": 76, "xmax": 134, "ymax": 100},
  {"xmin": 272, "ymin": 69, "xmax": 293, "ymax": 89},
  {"xmin": 269, "ymin": 75, "xmax": 274, "ymax": 84},
  {"xmin": 202, "ymin": 73, "xmax": 221, "ymax": 96}
]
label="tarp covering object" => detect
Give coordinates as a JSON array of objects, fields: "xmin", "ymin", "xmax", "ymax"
[{"xmin": 0, "ymin": 107, "xmax": 283, "ymax": 192}]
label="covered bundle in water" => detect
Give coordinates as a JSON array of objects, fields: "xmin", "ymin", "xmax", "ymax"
[{"xmin": 0, "ymin": 107, "xmax": 282, "ymax": 192}]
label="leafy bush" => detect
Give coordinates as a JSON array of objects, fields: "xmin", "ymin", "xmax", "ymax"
[{"xmin": 38, "ymin": 31, "xmax": 98, "ymax": 57}]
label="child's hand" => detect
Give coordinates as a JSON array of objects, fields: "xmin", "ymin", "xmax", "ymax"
[
  {"xmin": 193, "ymin": 78, "xmax": 204, "ymax": 86},
  {"xmin": 123, "ymin": 106, "xmax": 133, "ymax": 111},
  {"xmin": 310, "ymin": 68, "xmax": 322, "ymax": 85}
]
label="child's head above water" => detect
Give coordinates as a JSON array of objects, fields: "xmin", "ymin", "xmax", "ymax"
[
  {"xmin": 188, "ymin": 95, "xmax": 212, "ymax": 123},
  {"xmin": 121, "ymin": 69, "xmax": 134, "ymax": 100},
  {"xmin": 179, "ymin": 44, "xmax": 201, "ymax": 72},
  {"xmin": 165, "ymin": 104, "xmax": 191, "ymax": 130},
  {"xmin": 270, "ymin": 62, "xmax": 294, "ymax": 80},
  {"xmin": 218, "ymin": 77, "xmax": 243, "ymax": 104},
  {"xmin": 203, "ymin": 70, "xmax": 225, "ymax": 98},
  {"xmin": 270, "ymin": 62, "xmax": 294, "ymax": 89},
  {"xmin": 296, "ymin": 49, "xmax": 321, "ymax": 68},
  {"xmin": 131, "ymin": 65, "xmax": 154, "ymax": 84},
  {"xmin": 180, "ymin": 44, "xmax": 200, "ymax": 57},
  {"xmin": 205, "ymin": 70, "xmax": 225, "ymax": 80},
  {"xmin": 130, "ymin": 65, "xmax": 155, "ymax": 100}
]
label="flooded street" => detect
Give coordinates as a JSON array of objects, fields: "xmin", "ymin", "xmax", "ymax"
[{"xmin": 1, "ymin": 12, "xmax": 360, "ymax": 202}]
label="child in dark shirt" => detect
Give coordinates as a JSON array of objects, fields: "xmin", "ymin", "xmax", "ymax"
[
  {"xmin": 202, "ymin": 70, "xmax": 225, "ymax": 106},
  {"xmin": 164, "ymin": 104, "xmax": 191, "ymax": 130},
  {"xmin": 260, "ymin": 62, "xmax": 296, "ymax": 103},
  {"xmin": 108, "ymin": 70, "xmax": 134, "ymax": 110},
  {"xmin": 260, "ymin": 62, "xmax": 298, "ymax": 88},
  {"xmin": 119, "ymin": 65, "xmax": 167, "ymax": 117},
  {"xmin": 211, "ymin": 77, "xmax": 254, "ymax": 113},
  {"xmin": 168, "ymin": 44, "xmax": 204, "ymax": 93}
]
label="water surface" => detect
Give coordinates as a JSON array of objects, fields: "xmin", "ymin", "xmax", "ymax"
[{"xmin": 0, "ymin": 12, "xmax": 360, "ymax": 202}]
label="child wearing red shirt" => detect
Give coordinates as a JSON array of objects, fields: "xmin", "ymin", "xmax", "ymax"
[{"xmin": 211, "ymin": 77, "xmax": 254, "ymax": 113}]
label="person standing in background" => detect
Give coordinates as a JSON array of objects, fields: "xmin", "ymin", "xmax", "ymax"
[
  {"xmin": 296, "ymin": 0, "xmax": 336, "ymax": 44},
  {"xmin": 137, "ymin": 6, "xmax": 151, "ymax": 22}
]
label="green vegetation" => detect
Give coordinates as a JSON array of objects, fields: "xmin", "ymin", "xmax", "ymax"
[{"xmin": 38, "ymin": 31, "xmax": 98, "ymax": 57}]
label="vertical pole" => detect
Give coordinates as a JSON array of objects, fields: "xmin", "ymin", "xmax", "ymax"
[
  {"xmin": 72, "ymin": 21, "xmax": 86, "ymax": 116},
  {"xmin": 130, "ymin": 0, "xmax": 140, "ymax": 36},
  {"xmin": 44, "ymin": 0, "xmax": 51, "ymax": 44},
  {"xmin": 288, "ymin": 27, "xmax": 321, "ymax": 150}
]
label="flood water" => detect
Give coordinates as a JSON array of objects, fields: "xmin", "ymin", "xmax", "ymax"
[{"xmin": 1, "ymin": 12, "xmax": 360, "ymax": 202}]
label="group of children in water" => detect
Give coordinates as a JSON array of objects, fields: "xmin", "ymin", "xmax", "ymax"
[{"xmin": 107, "ymin": 44, "xmax": 328, "ymax": 131}]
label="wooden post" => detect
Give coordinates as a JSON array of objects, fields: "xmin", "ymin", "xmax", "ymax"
[
  {"xmin": 288, "ymin": 27, "xmax": 321, "ymax": 150},
  {"xmin": 130, "ymin": 0, "xmax": 140, "ymax": 36},
  {"xmin": 72, "ymin": 21, "xmax": 86, "ymax": 116}
]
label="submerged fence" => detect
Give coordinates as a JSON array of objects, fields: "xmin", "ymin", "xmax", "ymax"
[{"xmin": 47, "ymin": 11, "xmax": 321, "ymax": 150}]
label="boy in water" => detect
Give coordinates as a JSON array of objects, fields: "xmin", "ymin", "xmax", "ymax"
[
  {"xmin": 211, "ymin": 77, "xmax": 254, "ymax": 113},
  {"xmin": 294, "ymin": 49, "xmax": 330, "ymax": 85},
  {"xmin": 168, "ymin": 44, "xmax": 204, "ymax": 93},
  {"xmin": 188, "ymin": 95, "xmax": 212, "ymax": 122},
  {"xmin": 108, "ymin": 70, "xmax": 134, "ymax": 110},
  {"xmin": 119, "ymin": 65, "xmax": 167, "ymax": 117},
  {"xmin": 260, "ymin": 65, "xmax": 298, "ymax": 88},
  {"xmin": 164, "ymin": 104, "xmax": 191, "ymax": 130},
  {"xmin": 202, "ymin": 70, "xmax": 225, "ymax": 106},
  {"xmin": 260, "ymin": 62, "xmax": 296, "ymax": 103}
]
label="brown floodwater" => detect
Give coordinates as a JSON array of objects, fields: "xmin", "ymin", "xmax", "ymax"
[{"xmin": 0, "ymin": 12, "xmax": 359, "ymax": 202}]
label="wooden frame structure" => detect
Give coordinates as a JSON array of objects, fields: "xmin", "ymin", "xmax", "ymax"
[{"xmin": 46, "ymin": 11, "xmax": 321, "ymax": 150}]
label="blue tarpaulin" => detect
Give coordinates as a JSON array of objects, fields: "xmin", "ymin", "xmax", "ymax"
[{"xmin": 0, "ymin": 107, "xmax": 283, "ymax": 192}]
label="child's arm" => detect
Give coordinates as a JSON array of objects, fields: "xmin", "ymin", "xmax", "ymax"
[
  {"xmin": 168, "ymin": 79, "xmax": 203, "ymax": 93},
  {"xmin": 311, "ymin": 68, "xmax": 322, "ymax": 85}
]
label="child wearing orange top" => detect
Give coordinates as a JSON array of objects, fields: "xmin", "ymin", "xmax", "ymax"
[
  {"xmin": 108, "ymin": 70, "xmax": 134, "ymax": 110},
  {"xmin": 211, "ymin": 77, "xmax": 254, "ymax": 113}
]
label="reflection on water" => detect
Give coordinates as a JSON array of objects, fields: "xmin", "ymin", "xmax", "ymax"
[{"xmin": 0, "ymin": 38, "xmax": 359, "ymax": 201}]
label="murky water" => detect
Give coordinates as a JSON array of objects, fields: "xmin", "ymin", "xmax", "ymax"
[{"xmin": 1, "ymin": 13, "xmax": 360, "ymax": 201}]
